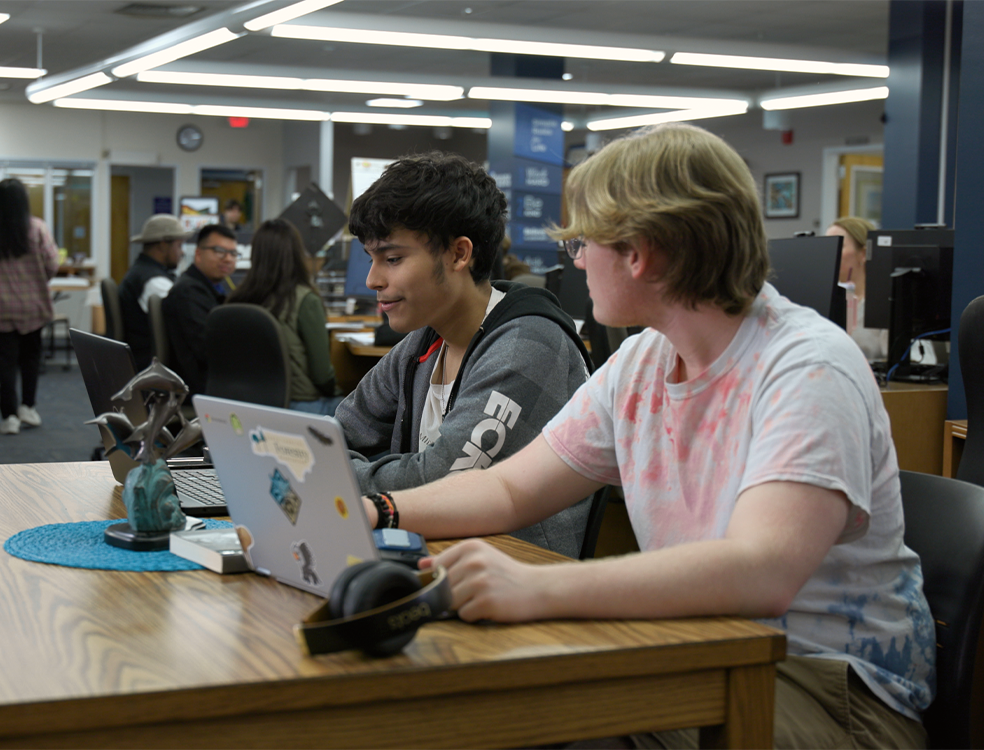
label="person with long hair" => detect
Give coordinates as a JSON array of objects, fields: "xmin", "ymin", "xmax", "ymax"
[
  {"xmin": 227, "ymin": 218, "xmax": 340, "ymax": 415},
  {"xmin": 0, "ymin": 178, "xmax": 59, "ymax": 435}
]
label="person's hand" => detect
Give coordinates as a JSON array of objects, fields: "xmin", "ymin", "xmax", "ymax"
[{"xmin": 424, "ymin": 538, "xmax": 547, "ymax": 623}]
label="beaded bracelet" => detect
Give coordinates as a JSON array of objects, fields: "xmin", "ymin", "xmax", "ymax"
[{"xmin": 367, "ymin": 491, "xmax": 399, "ymax": 530}]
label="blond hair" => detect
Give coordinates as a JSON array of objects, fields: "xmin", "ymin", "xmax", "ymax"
[
  {"xmin": 830, "ymin": 216, "xmax": 875, "ymax": 250},
  {"xmin": 551, "ymin": 123, "xmax": 768, "ymax": 315}
]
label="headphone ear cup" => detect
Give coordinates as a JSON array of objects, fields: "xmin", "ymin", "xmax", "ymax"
[
  {"xmin": 341, "ymin": 562, "xmax": 423, "ymax": 657},
  {"xmin": 328, "ymin": 561, "xmax": 377, "ymax": 620}
]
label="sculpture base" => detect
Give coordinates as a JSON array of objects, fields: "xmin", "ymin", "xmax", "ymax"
[{"xmin": 104, "ymin": 517, "xmax": 205, "ymax": 551}]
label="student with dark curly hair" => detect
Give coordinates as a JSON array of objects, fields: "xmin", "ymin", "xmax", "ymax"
[
  {"xmin": 0, "ymin": 178, "xmax": 59, "ymax": 435},
  {"xmin": 335, "ymin": 151, "xmax": 593, "ymax": 559},
  {"xmin": 228, "ymin": 218, "xmax": 340, "ymax": 415}
]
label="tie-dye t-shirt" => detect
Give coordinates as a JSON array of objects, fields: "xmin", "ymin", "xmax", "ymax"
[{"xmin": 543, "ymin": 283, "xmax": 935, "ymax": 720}]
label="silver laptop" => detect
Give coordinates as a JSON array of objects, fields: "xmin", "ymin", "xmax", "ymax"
[
  {"xmin": 69, "ymin": 328, "xmax": 227, "ymax": 516},
  {"xmin": 194, "ymin": 394, "xmax": 407, "ymax": 597}
]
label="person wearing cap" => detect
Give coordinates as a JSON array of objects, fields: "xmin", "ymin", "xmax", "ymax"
[
  {"xmin": 162, "ymin": 223, "xmax": 239, "ymax": 395},
  {"xmin": 118, "ymin": 213, "xmax": 188, "ymax": 369}
]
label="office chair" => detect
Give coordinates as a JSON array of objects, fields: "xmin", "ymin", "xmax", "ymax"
[
  {"xmin": 578, "ymin": 486, "xmax": 611, "ymax": 560},
  {"xmin": 204, "ymin": 304, "xmax": 291, "ymax": 408},
  {"xmin": 100, "ymin": 277, "xmax": 124, "ymax": 341},
  {"xmin": 958, "ymin": 296, "xmax": 984, "ymax": 487},
  {"xmin": 899, "ymin": 470, "xmax": 984, "ymax": 749},
  {"xmin": 147, "ymin": 294, "xmax": 172, "ymax": 368}
]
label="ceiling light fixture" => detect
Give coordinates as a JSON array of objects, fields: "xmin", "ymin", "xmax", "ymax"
[
  {"xmin": 561, "ymin": 121, "xmax": 574, "ymax": 132},
  {"xmin": 53, "ymin": 97, "xmax": 329, "ymax": 120},
  {"xmin": 243, "ymin": 0, "xmax": 344, "ymax": 32},
  {"xmin": 28, "ymin": 72, "xmax": 113, "ymax": 104},
  {"xmin": 139, "ymin": 70, "xmax": 303, "ymax": 89},
  {"xmin": 587, "ymin": 102, "xmax": 749, "ymax": 131},
  {"xmin": 366, "ymin": 98, "xmax": 423, "ymax": 108},
  {"xmin": 670, "ymin": 52, "xmax": 889, "ymax": 78},
  {"xmin": 273, "ymin": 24, "xmax": 664, "ymax": 63},
  {"xmin": 331, "ymin": 111, "xmax": 490, "ymax": 128},
  {"xmin": 0, "ymin": 13, "xmax": 9, "ymax": 24},
  {"xmin": 469, "ymin": 85, "xmax": 748, "ymax": 110},
  {"xmin": 760, "ymin": 86, "xmax": 889, "ymax": 110},
  {"xmin": 0, "ymin": 66, "xmax": 46, "ymax": 79},
  {"xmin": 112, "ymin": 27, "xmax": 241, "ymax": 78}
]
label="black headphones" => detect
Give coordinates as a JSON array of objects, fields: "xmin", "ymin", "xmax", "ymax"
[{"xmin": 294, "ymin": 562, "xmax": 452, "ymax": 657}]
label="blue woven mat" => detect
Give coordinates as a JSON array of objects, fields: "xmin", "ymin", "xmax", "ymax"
[{"xmin": 4, "ymin": 519, "xmax": 233, "ymax": 571}]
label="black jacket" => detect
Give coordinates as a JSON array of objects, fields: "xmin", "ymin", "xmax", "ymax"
[{"xmin": 161, "ymin": 264, "xmax": 226, "ymax": 395}]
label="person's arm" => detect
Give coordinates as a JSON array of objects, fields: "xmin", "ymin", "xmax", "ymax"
[
  {"xmin": 429, "ymin": 479, "xmax": 849, "ymax": 624},
  {"xmin": 295, "ymin": 293, "xmax": 335, "ymax": 392},
  {"xmin": 32, "ymin": 218, "xmax": 59, "ymax": 279},
  {"xmin": 351, "ymin": 317, "xmax": 587, "ymax": 492}
]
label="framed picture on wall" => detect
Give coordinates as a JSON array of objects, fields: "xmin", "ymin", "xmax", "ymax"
[{"xmin": 764, "ymin": 172, "xmax": 800, "ymax": 219}]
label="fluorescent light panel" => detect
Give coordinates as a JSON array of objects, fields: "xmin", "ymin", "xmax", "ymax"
[
  {"xmin": 366, "ymin": 98, "xmax": 423, "ymax": 108},
  {"xmin": 760, "ymin": 86, "xmax": 889, "ymax": 110},
  {"xmin": 0, "ymin": 13, "xmax": 9, "ymax": 24},
  {"xmin": 671, "ymin": 52, "xmax": 889, "ymax": 78},
  {"xmin": 273, "ymin": 24, "xmax": 664, "ymax": 62},
  {"xmin": 112, "ymin": 28, "xmax": 241, "ymax": 78},
  {"xmin": 0, "ymin": 66, "xmax": 46, "ymax": 79},
  {"xmin": 588, "ymin": 102, "xmax": 749, "ymax": 131},
  {"xmin": 28, "ymin": 72, "xmax": 112, "ymax": 103},
  {"xmin": 469, "ymin": 85, "xmax": 747, "ymax": 110},
  {"xmin": 330, "ymin": 111, "xmax": 490, "ymax": 128},
  {"xmin": 139, "ymin": 69, "xmax": 463, "ymax": 100},
  {"xmin": 243, "ymin": 0, "xmax": 344, "ymax": 32}
]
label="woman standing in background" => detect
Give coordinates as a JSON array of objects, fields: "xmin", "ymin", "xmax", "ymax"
[
  {"xmin": 0, "ymin": 178, "xmax": 59, "ymax": 435},
  {"xmin": 825, "ymin": 216, "xmax": 889, "ymax": 361},
  {"xmin": 227, "ymin": 218, "xmax": 341, "ymax": 415}
]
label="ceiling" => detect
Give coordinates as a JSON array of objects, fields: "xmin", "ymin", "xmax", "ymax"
[{"xmin": 0, "ymin": 0, "xmax": 891, "ymax": 128}]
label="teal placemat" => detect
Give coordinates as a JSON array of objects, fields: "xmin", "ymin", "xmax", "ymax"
[{"xmin": 4, "ymin": 519, "xmax": 233, "ymax": 571}]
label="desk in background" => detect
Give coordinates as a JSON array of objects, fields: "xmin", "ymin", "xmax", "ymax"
[
  {"xmin": 879, "ymin": 382, "xmax": 948, "ymax": 475},
  {"xmin": 0, "ymin": 461, "xmax": 784, "ymax": 749}
]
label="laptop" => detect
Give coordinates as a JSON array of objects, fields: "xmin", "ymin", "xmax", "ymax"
[
  {"xmin": 69, "ymin": 328, "xmax": 227, "ymax": 517},
  {"xmin": 192, "ymin": 394, "xmax": 427, "ymax": 596}
]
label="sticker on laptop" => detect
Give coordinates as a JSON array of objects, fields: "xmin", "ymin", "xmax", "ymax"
[
  {"xmin": 249, "ymin": 426, "xmax": 314, "ymax": 481},
  {"xmin": 269, "ymin": 467, "xmax": 302, "ymax": 524},
  {"xmin": 307, "ymin": 425, "xmax": 334, "ymax": 445},
  {"xmin": 335, "ymin": 496, "xmax": 349, "ymax": 519},
  {"xmin": 291, "ymin": 540, "xmax": 321, "ymax": 586}
]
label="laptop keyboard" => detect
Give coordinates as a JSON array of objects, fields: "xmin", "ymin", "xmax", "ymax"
[{"xmin": 172, "ymin": 469, "xmax": 227, "ymax": 514}]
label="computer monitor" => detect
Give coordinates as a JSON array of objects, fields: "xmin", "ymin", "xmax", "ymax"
[
  {"xmin": 767, "ymin": 236, "xmax": 846, "ymax": 328},
  {"xmin": 343, "ymin": 238, "xmax": 375, "ymax": 304},
  {"xmin": 556, "ymin": 251, "xmax": 590, "ymax": 322},
  {"xmin": 865, "ymin": 227, "xmax": 954, "ymax": 380}
]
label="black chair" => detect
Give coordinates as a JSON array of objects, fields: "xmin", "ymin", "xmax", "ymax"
[
  {"xmin": 899, "ymin": 469, "xmax": 984, "ymax": 748},
  {"xmin": 147, "ymin": 294, "xmax": 172, "ymax": 367},
  {"xmin": 100, "ymin": 277, "xmax": 124, "ymax": 341},
  {"xmin": 204, "ymin": 304, "xmax": 291, "ymax": 408},
  {"xmin": 578, "ymin": 486, "xmax": 611, "ymax": 560},
  {"xmin": 958, "ymin": 296, "xmax": 984, "ymax": 487}
]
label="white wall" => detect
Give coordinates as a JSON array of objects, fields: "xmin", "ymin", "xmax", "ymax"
[{"xmin": 0, "ymin": 101, "xmax": 284, "ymax": 277}]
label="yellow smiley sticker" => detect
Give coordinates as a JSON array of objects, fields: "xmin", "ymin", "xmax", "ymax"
[{"xmin": 335, "ymin": 496, "xmax": 348, "ymax": 519}]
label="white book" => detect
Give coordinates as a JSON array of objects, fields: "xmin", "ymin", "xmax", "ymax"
[{"xmin": 169, "ymin": 527, "xmax": 250, "ymax": 574}]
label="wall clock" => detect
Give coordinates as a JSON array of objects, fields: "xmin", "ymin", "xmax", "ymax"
[{"xmin": 176, "ymin": 124, "xmax": 204, "ymax": 152}]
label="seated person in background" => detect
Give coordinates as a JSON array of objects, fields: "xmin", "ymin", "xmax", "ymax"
[
  {"xmin": 367, "ymin": 125, "xmax": 935, "ymax": 748},
  {"xmin": 118, "ymin": 214, "xmax": 187, "ymax": 369},
  {"xmin": 221, "ymin": 199, "xmax": 244, "ymax": 231},
  {"xmin": 162, "ymin": 224, "xmax": 237, "ymax": 395},
  {"xmin": 336, "ymin": 151, "xmax": 593, "ymax": 559},
  {"xmin": 227, "ymin": 218, "xmax": 341, "ymax": 415},
  {"xmin": 825, "ymin": 216, "xmax": 887, "ymax": 361}
]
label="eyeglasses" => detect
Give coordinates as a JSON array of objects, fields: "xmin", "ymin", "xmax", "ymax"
[
  {"xmin": 202, "ymin": 246, "xmax": 240, "ymax": 259},
  {"xmin": 564, "ymin": 236, "xmax": 585, "ymax": 260}
]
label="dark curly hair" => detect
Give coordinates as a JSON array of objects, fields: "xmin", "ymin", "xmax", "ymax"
[
  {"xmin": 348, "ymin": 151, "xmax": 507, "ymax": 283},
  {"xmin": 0, "ymin": 178, "xmax": 31, "ymax": 260}
]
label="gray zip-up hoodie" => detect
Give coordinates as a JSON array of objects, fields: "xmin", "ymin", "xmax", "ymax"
[{"xmin": 336, "ymin": 281, "xmax": 594, "ymax": 558}]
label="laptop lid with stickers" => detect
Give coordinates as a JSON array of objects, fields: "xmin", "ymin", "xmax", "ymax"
[{"xmin": 192, "ymin": 394, "xmax": 380, "ymax": 597}]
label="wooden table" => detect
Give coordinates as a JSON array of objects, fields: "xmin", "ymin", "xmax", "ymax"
[
  {"xmin": 0, "ymin": 462, "xmax": 784, "ymax": 749},
  {"xmin": 879, "ymin": 382, "xmax": 949, "ymax": 475}
]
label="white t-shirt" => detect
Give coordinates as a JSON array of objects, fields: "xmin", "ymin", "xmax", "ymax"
[
  {"xmin": 138, "ymin": 274, "xmax": 174, "ymax": 313},
  {"xmin": 543, "ymin": 282, "xmax": 934, "ymax": 719}
]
